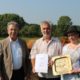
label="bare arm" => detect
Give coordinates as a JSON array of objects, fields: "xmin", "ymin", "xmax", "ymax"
[{"xmin": 31, "ymin": 58, "xmax": 35, "ymax": 73}]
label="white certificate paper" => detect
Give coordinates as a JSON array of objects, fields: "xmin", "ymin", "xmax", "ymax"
[{"xmin": 35, "ymin": 53, "xmax": 48, "ymax": 73}]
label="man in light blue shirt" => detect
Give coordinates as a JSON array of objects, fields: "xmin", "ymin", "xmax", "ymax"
[{"xmin": 0, "ymin": 21, "xmax": 29, "ymax": 80}]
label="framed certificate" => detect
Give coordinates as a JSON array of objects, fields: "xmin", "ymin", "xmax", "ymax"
[{"xmin": 52, "ymin": 55, "xmax": 72, "ymax": 75}]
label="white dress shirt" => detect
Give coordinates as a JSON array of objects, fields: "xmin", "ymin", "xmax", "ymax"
[{"xmin": 30, "ymin": 37, "xmax": 62, "ymax": 78}]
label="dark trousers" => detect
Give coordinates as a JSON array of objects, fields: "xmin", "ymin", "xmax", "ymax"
[
  {"xmin": 39, "ymin": 77, "xmax": 60, "ymax": 80},
  {"xmin": 11, "ymin": 67, "xmax": 24, "ymax": 80}
]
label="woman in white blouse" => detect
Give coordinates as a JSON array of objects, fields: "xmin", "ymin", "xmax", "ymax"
[{"xmin": 61, "ymin": 26, "xmax": 80, "ymax": 80}]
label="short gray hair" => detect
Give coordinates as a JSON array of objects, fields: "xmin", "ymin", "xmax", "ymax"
[
  {"xmin": 7, "ymin": 21, "xmax": 19, "ymax": 28},
  {"xmin": 40, "ymin": 21, "xmax": 52, "ymax": 28}
]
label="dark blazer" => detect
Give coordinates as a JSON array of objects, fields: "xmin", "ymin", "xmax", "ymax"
[
  {"xmin": 0, "ymin": 43, "xmax": 3, "ymax": 76},
  {"xmin": 0, "ymin": 37, "xmax": 30, "ymax": 80}
]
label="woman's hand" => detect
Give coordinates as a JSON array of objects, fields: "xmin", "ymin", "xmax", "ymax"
[{"xmin": 71, "ymin": 68, "xmax": 80, "ymax": 73}]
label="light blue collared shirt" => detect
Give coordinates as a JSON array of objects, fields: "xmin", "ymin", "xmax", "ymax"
[{"xmin": 10, "ymin": 38, "xmax": 22, "ymax": 70}]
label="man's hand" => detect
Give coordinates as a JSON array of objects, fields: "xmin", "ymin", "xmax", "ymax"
[
  {"xmin": 48, "ymin": 59, "xmax": 54, "ymax": 68},
  {"xmin": 32, "ymin": 67, "xmax": 35, "ymax": 73},
  {"xmin": 0, "ymin": 76, "xmax": 3, "ymax": 80}
]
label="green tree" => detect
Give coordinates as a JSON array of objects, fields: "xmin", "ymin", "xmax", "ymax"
[
  {"xmin": 27, "ymin": 24, "xmax": 41, "ymax": 37},
  {"xmin": 20, "ymin": 24, "xmax": 41, "ymax": 37},
  {"xmin": 51, "ymin": 24, "xmax": 57, "ymax": 37},
  {"xmin": 56, "ymin": 16, "xmax": 72, "ymax": 36},
  {"xmin": 19, "ymin": 24, "xmax": 29, "ymax": 37},
  {"xmin": 0, "ymin": 13, "xmax": 26, "ymax": 36}
]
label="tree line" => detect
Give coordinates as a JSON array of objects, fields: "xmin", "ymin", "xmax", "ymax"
[{"xmin": 0, "ymin": 13, "xmax": 80, "ymax": 37}]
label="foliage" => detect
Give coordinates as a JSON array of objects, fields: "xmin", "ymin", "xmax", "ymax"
[
  {"xmin": 20, "ymin": 24, "xmax": 41, "ymax": 37},
  {"xmin": 0, "ymin": 13, "xmax": 80, "ymax": 37},
  {"xmin": 0, "ymin": 13, "xmax": 26, "ymax": 36},
  {"xmin": 51, "ymin": 25, "xmax": 57, "ymax": 37},
  {"xmin": 56, "ymin": 16, "xmax": 72, "ymax": 36}
]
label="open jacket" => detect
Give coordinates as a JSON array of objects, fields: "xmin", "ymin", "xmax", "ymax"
[{"xmin": 0, "ymin": 37, "xmax": 30, "ymax": 80}]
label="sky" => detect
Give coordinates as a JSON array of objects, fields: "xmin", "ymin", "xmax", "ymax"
[{"xmin": 0, "ymin": 0, "xmax": 80, "ymax": 25}]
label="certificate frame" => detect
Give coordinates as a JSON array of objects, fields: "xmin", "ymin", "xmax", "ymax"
[{"xmin": 52, "ymin": 55, "xmax": 72, "ymax": 76}]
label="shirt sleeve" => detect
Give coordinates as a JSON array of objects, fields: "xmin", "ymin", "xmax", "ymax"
[
  {"xmin": 30, "ymin": 41, "xmax": 38, "ymax": 59},
  {"xmin": 62, "ymin": 45, "xmax": 68, "ymax": 55}
]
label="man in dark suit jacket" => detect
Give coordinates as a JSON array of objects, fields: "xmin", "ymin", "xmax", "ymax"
[{"xmin": 0, "ymin": 21, "xmax": 30, "ymax": 80}]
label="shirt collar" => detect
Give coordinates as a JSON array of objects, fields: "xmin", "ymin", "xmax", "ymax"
[
  {"xmin": 9, "ymin": 37, "xmax": 18, "ymax": 43},
  {"xmin": 42, "ymin": 37, "xmax": 54, "ymax": 41},
  {"xmin": 41, "ymin": 37, "xmax": 54, "ymax": 44}
]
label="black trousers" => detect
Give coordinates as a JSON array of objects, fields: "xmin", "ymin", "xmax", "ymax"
[
  {"xmin": 11, "ymin": 67, "xmax": 24, "ymax": 80},
  {"xmin": 39, "ymin": 77, "xmax": 60, "ymax": 80}
]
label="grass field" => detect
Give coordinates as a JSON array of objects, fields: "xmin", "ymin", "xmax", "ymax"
[
  {"xmin": 0, "ymin": 37, "xmax": 80, "ymax": 49},
  {"xmin": 0, "ymin": 37, "xmax": 38, "ymax": 49}
]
